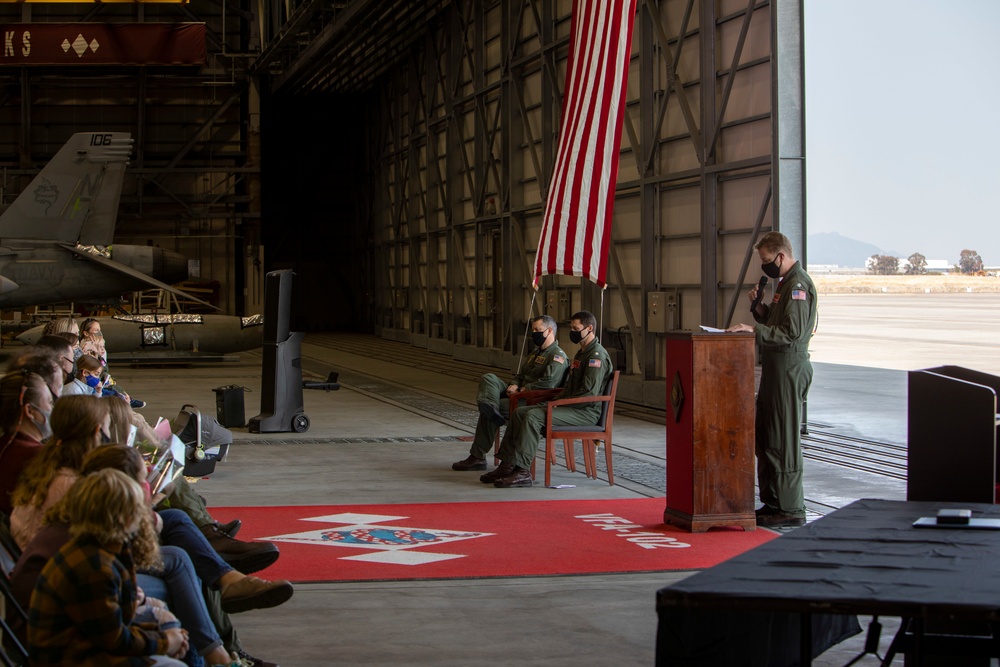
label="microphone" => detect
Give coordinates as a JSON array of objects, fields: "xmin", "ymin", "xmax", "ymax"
[{"xmin": 750, "ymin": 276, "xmax": 768, "ymax": 313}]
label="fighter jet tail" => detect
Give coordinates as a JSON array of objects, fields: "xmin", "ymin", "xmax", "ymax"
[{"xmin": 0, "ymin": 132, "xmax": 132, "ymax": 245}]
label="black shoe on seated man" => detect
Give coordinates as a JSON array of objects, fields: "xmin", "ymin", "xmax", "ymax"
[
  {"xmin": 755, "ymin": 505, "xmax": 780, "ymax": 517},
  {"xmin": 480, "ymin": 462, "xmax": 515, "ymax": 484},
  {"xmin": 201, "ymin": 523, "xmax": 280, "ymax": 574},
  {"xmin": 453, "ymin": 455, "xmax": 487, "ymax": 471},
  {"xmin": 755, "ymin": 511, "xmax": 805, "ymax": 528},
  {"xmin": 478, "ymin": 401, "xmax": 506, "ymax": 427},
  {"xmin": 494, "ymin": 466, "xmax": 532, "ymax": 488}
]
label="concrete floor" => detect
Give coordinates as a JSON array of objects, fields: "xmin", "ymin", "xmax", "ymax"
[{"xmin": 104, "ymin": 331, "xmax": 921, "ymax": 667}]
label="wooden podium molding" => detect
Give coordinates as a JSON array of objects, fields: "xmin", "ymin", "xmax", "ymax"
[{"xmin": 664, "ymin": 331, "xmax": 756, "ymax": 532}]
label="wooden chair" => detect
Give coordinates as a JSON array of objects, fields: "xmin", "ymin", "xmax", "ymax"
[
  {"xmin": 493, "ymin": 388, "xmax": 563, "ymax": 479},
  {"xmin": 542, "ymin": 370, "xmax": 620, "ymax": 487}
]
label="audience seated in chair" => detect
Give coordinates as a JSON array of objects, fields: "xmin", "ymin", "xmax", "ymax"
[{"xmin": 26, "ymin": 468, "xmax": 191, "ymax": 666}]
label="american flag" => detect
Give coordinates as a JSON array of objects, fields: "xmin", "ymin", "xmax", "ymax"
[{"xmin": 533, "ymin": 0, "xmax": 637, "ymax": 289}]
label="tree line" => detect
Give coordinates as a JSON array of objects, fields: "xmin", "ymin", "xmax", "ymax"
[{"xmin": 867, "ymin": 250, "xmax": 985, "ymax": 275}]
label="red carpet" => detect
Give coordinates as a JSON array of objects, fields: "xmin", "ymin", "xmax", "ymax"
[{"xmin": 209, "ymin": 498, "xmax": 775, "ymax": 583}]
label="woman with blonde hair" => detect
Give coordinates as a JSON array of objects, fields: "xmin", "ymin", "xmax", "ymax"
[
  {"xmin": 80, "ymin": 317, "xmax": 146, "ymax": 409},
  {"xmin": 27, "ymin": 468, "xmax": 190, "ymax": 666},
  {"xmin": 9, "ymin": 394, "xmax": 110, "ymax": 548},
  {"xmin": 41, "ymin": 317, "xmax": 79, "ymax": 338},
  {"xmin": 101, "ymin": 399, "xmax": 294, "ymax": 617}
]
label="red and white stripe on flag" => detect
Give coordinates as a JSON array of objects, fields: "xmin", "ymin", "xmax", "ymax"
[{"xmin": 533, "ymin": 0, "xmax": 637, "ymax": 289}]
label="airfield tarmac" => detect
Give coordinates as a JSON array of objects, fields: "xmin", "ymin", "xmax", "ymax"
[{"xmin": 809, "ymin": 291, "xmax": 1000, "ymax": 375}]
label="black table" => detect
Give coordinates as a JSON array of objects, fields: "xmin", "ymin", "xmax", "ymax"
[{"xmin": 656, "ymin": 499, "xmax": 1000, "ymax": 666}]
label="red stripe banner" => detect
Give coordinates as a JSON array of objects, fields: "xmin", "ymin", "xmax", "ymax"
[
  {"xmin": 533, "ymin": 0, "xmax": 637, "ymax": 290},
  {"xmin": 0, "ymin": 23, "xmax": 206, "ymax": 66}
]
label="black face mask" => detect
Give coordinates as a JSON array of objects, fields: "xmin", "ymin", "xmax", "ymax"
[
  {"xmin": 761, "ymin": 256, "xmax": 782, "ymax": 279},
  {"xmin": 531, "ymin": 330, "xmax": 547, "ymax": 347},
  {"xmin": 569, "ymin": 328, "xmax": 589, "ymax": 344}
]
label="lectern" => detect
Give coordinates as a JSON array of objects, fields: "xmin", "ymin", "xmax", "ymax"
[{"xmin": 664, "ymin": 331, "xmax": 756, "ymax": 531}]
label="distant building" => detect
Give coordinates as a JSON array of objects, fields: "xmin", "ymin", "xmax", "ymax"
[
  {"xmin": 806, "ymin": 264, "xmax": 839, "ymax": 274},
  {"xmin": 898, "ymin": 259, "xmax": 950, "ymax": 274}
]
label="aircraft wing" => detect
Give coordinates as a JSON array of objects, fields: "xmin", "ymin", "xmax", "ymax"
[{"xmin": 59, "ymin": 243, "xmax": 219, "ymax": 311}]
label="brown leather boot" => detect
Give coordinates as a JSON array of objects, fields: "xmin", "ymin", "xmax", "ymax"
[
  {"xmin": 220, "ymin": 575, "xmax": 294, "ymax": 614},
  {"xmin": 480, "ymin": 462, "xmax": 514, "ymax": 484},
  {"xmin": 452, "ymin": 455, "xmax": 487, "ymax": 471},
  {"xmin": 494, "ymin": 465, "xmax": 533, "ymax": 488},
  {"xmin": 200, "ymin": 523, "xmax": 280, "ymax": 574}
]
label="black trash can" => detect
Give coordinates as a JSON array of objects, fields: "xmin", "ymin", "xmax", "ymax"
[{"xmin": 213, "ymin": 385, "xmax": 247, "ymax": 428}]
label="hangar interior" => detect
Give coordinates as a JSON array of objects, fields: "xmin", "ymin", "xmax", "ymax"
[{"xmin": 0, "ymin": 0, "xmax": 804, "ymax": 410}]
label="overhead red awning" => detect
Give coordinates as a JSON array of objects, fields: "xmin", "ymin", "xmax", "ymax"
[{"xmin": 0, "ymin": 23, "xmax": 206, "ymax": 66}]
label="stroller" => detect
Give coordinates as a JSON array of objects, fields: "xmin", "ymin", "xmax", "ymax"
[{"xmin": 172, "ymin": 404, "xmax": 233, "ymax": 477}]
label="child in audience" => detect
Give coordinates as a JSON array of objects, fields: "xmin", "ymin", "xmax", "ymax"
[
  {"xmin": 60, "ymin": 353, "xmax": 107, "ymax": 397},
  {"xmin": 27, "ymin": 468, "xmax": 190, "ymax": 666},
  {"xmin": 80, "ymin": 317, "xmax": 146, "ymax": 409}
]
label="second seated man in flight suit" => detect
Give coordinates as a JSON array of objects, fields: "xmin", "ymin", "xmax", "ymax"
[
  {"xmin": 484, "ymin": 310, "xmax": 613, "ymax": 488},
  {"xmin": 452, "ymin": 315, "xmax": 568, "ymax": 471}
]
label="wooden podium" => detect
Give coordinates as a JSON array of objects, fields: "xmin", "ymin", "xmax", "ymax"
[{"xmin": 664, "ymin": 331, "xmax": 756, "ymax": 532}]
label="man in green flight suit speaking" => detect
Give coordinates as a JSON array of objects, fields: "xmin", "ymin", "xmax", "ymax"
[
  {"xmin": 728, "ymin": 231, "xmax": 818, "ymax": 528},
  {"xmin": 452, "ymin": 315, "xmax": 568, "ymax": 471},
  {"xmin": 484, "ymin": 310, "xmax": 613, "ymax": 488}
]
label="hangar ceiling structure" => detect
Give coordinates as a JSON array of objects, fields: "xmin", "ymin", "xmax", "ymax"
[
  {"xmin": 255, "ymin": 0, "xmax": 804, "ymax": 403},
  {"xmin": 0, "ymin": 0, "xmax": 804, "ymax": 406},
  {"xmin": 0, "ymin": 0, "xmax": 258, "ymax": 315}
]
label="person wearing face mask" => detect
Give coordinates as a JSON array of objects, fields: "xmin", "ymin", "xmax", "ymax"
[
  {"xmin": 452, "ymin": 315, "xmax": 569, "ymax": 472},
  {"xmin": 9, "ymin": 395, "xmax": 113, "ymax": 549},
  {"xmin": 34, "ymin": 334, "xmax": 79, "ymax": 387},
  {"xmin": 60, "ymin": 353, "xmax": 107, "ymax": 397},
  {"xmin": 80, "ymin": 317, "xmax": 147, "ymax": 409},
  {"xmin": 485, "ymin": 310, "xmax": 613, "ymax": 487},
  {"xmin": 0, "ymin": 370, "xmax": 57, "ymax": 514},
  {"xmin": 727, "ymin": 231, "xmax": 818, "ymax": 528}
]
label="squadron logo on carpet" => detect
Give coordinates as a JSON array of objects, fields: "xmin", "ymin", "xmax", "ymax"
[{"xmin": 261, "ymin": 512, "xmax": 493, "ymax": 566}]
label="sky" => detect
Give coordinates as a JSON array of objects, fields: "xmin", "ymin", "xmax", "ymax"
[{"xmin": 804, "ymin": 0, "xmax": 1000, "ymax": 265}]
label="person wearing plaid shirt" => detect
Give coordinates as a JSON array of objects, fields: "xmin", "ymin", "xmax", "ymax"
[{"xmin": 27, "ymin": 469, "xmax": 189, "ymax": 667}]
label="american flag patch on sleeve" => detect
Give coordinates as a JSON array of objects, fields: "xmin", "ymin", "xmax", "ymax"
[
  {"xmin": 791, "ymin": 289, "xmax": 807, "ymax": 301},
  {"xmin": 553, "ymin": 355, "xmax": 565, "ymax": 364},
  {"xmin": 588, "ymin": 359, "xmax": 602, "ymax": 367}
]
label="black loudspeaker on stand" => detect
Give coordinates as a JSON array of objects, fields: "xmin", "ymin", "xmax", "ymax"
[{"xmin": 249, "ymin": 269, "xmax": 310, "ymax": 433}]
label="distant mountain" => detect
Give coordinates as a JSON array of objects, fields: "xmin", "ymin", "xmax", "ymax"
[{"xmin": 807, "ymin": 232, "xmax": 903, "ymax": 268}]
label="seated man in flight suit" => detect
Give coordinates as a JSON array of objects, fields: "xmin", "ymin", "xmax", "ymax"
[
  {"xmin": 452, "ymin": 315, "xmax": 568, "ymax": 471},
  {"xmin": 483, "ymin": 310, "xmax": 612, "ymax": 488}
]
